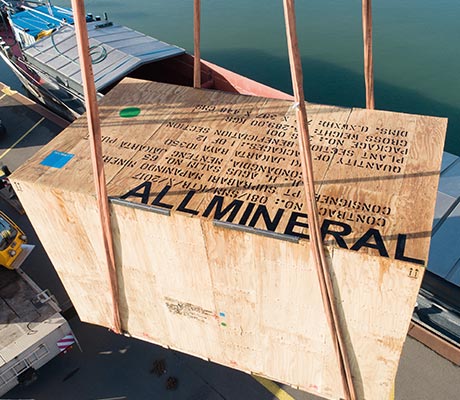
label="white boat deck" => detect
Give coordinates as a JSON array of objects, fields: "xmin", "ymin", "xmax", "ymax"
[{"xmin": 23, "ymin": 20, "xmax": 184, "ymax": 95}]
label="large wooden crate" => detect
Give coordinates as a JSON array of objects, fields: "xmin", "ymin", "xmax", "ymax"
[{"xmin": 11, "ymin": 78, "xmax": 446, "ymax": 399}]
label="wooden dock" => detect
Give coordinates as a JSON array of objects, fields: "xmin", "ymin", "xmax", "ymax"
[{"xmin": 10, "ymin": 78, "xmax": 447, "ymax": 400}]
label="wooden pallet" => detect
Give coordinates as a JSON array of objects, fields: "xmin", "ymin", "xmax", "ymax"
[{"xmin": 10, "ymin": 78, "xmax": 447, "ymax": 399}]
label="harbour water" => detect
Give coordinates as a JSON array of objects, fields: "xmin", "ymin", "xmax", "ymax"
[{"xmin": 1, "ymin": 0, "xmax": 459, "ymax": 154}]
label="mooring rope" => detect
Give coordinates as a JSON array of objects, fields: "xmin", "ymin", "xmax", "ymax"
[
  {"xmin": 362, "ymin": 0, "xmax": 374, "ymax": 109},
  {"xmin": 193, "ymin": 0, "xmax": 201, "ymax": 88}
]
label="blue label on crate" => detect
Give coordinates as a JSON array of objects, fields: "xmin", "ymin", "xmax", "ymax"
[{"xmin": 40, "ymin": 150, "xmax": 74, "ymax": 169}]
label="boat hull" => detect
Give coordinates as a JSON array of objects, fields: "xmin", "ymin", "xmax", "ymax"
[{"xmin": 0, "ymin": 49, "xmax": 80, "ymax": 121}]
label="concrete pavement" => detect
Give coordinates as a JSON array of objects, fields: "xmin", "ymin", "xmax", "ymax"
[{"xmin": 3, "ymin": 315, "xmax": 459, "ymax": 400}]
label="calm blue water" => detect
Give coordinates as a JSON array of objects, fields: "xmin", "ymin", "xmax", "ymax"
[{"xmin": 1, "ymin": 0, "xmax": 459, "ymax": 154}]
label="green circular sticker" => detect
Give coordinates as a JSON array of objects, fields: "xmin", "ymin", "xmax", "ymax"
[{"xmin": 119, "ymin": 107, "xmax": 141, "ymax": 118}]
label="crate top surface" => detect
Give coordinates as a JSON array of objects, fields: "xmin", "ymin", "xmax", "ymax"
[{"xmin": 12, "ymin": 77, "xmax": 447, "ymax": 265}]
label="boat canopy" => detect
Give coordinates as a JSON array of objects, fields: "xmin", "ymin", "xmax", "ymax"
[
  {"xmin": 9, "ymin": 5, "xmax": 75, "ymax": 38},
  {"xmin": 22, "ymin": 20, "xmax": 185, "ymax": 95}
]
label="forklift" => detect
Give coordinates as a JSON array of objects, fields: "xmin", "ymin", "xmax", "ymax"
[{"xmin": 0, "ymin": 165, "xmax": 30, "ymax": 269}]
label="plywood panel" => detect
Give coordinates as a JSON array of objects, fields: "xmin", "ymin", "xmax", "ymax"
[
  {"xmin": 14, "ymin": 183, "xmax": 113, "ymax": 327},
  {"xmin": 11, "ymin": 77, "xmax": 447, "ymax": 400}
]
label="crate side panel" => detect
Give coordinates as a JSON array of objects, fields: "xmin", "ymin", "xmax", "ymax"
[
  {"xmin": 9, "ymin": 78, "xmax": 447, "ymax": 400},
  {"xmin": 12, "ymin": 182, "xmax": 113, "ymax": 326}
]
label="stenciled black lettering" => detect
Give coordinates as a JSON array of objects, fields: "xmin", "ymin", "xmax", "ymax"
[
  {"xmin": 120, "ymin": 181, "xmax": 151, "ymax": 204},
  {"xmin": 248, "ymin": 205, "xmax": 284, "ymax": 232},
  {"xmin": 321, "ymin": 219, "xmax": 351, "ymax": 249},
  {"xmin": 284, "ymin": 212, "xmax": 309, "ymax": 239},
  {"xmin": 350, "ymin": 228, "xmax": 389, "ymax": 257},
  {"xmin": 151, "ymin": 185, "xmax": 173, "ymax": 209},
  {"xmin": 395, "ymin": 234, "xmax": 425, "ymax": 265},
  {"xmin": 202, "ymin": 195, "xmax": 243, "ymax": 222},
  {"xmin": 177, "ymin": 190, "xmax": 199, "ymax": 215},
  {"xmin": 238, "ymin": 202, "xmax": 256, "ymax": 225}
]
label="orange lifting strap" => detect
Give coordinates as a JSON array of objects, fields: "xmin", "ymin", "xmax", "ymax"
[
  {"xmin": 282, "ymin": 1, "xmax": 357, "ymax": 398},
  {"xmin": 192, "ymin": 0, "xmax": 377, "ymax": 398},
  {"xmin": 71, "ymin": 0, "xmax": 122, "ymax": 335},
  {"xmin": 71, "ymin": 0, "xmax": 375, "ymax": 397}
]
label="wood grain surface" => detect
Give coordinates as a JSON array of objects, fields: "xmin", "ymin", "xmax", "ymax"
[{"xmin": 11, "ymin": 78, "xmax": 447, "ymax": 399}]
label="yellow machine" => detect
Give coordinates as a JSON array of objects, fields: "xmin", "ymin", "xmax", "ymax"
[{"xmin": 0, "ymin": 211, "xmax": 27, "ymax": 269}]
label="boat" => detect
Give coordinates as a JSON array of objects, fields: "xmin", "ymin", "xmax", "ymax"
[
  {"xmin": 0, "ymin": 0, "xmax": 290, "ymax": 122},
  {"xmin": 2, "ymin": 0, "xmax": 456, "ymax": 398}
]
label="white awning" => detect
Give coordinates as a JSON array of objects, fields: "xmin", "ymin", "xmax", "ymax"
[{"xmin": 23, "ymin": 21, "xmax": 185, "ymax": 94}]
